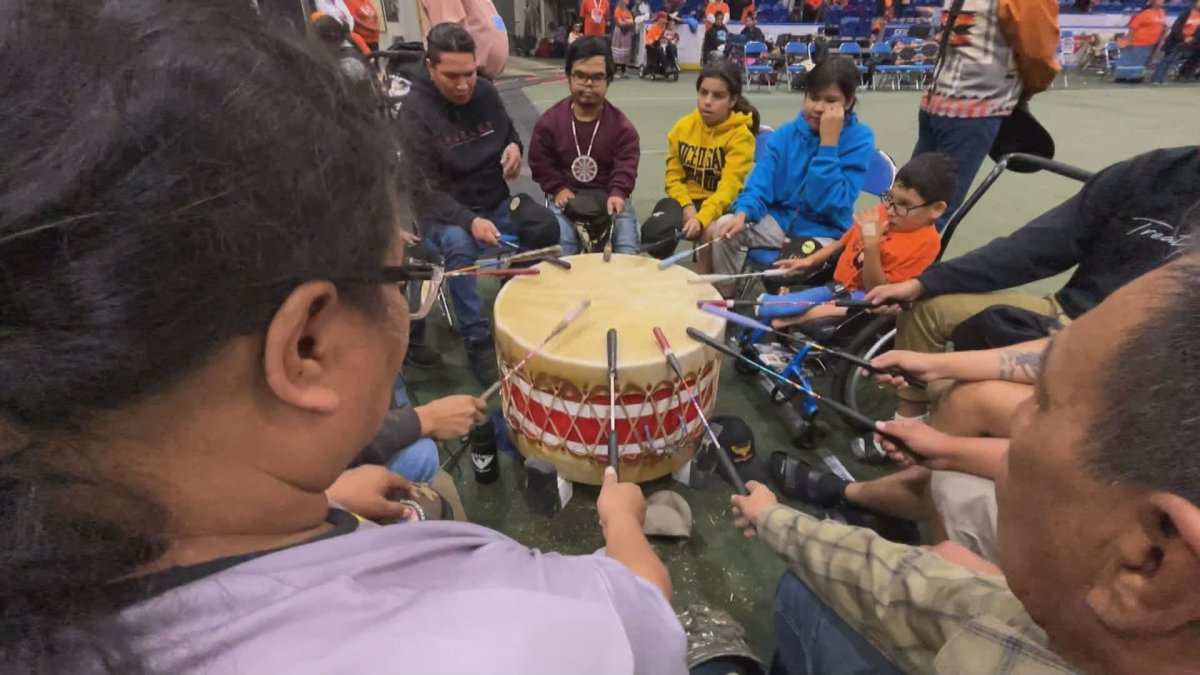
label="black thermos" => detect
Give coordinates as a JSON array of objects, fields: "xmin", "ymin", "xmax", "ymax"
[{"xmin": 469, "ymin": 421, "xmax": 499, "ymax": 484}]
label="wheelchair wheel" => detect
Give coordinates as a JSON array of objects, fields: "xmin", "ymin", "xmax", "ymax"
[{"xmin": 831, "ymin": 315, "xmax": 898, "ymax": 421}]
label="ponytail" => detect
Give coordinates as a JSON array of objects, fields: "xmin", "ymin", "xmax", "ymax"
[{"xmin": 734, "ymin": 99, "xmax": 761, "ymax": 136}]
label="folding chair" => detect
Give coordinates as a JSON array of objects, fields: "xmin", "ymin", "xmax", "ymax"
[
  {"xmin": 743, "ymin": 41, "xmax": 776, "ymax": 92},
  {"xmin": 784, "ymin": 41, "xmax": 811, "ymax": 90}
]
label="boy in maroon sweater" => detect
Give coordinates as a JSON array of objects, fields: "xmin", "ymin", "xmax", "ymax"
[{"xmin": 529, "ymin": 37, "xmax": 642, "ymax": 254}]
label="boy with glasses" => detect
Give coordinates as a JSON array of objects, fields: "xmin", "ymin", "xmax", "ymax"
[
  {"xmin": 529, "ymin": 37, "xmax": 642, "ymax": 254},
  {"xmin": 756, "ymin": 152, "xmax": 956, "ymax": 329}
]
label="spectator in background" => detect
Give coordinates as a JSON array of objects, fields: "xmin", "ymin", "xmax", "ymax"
[
  {"xmin": 569, "ymin": 21, "xmax": 584, "ymax": 44},
  {"xmin": 914, "ymin": 0, "xmax": 1058, "ymax": 229},
  {"xmin": 343, "ymin": 0, "xmax": 381, "ymax": 50},
  {"xmin": 1128, "ymin": 0, "xmax": 1168, "ymax": 48},
  {"xmin": 703, "ymin": 12, "xmax": 731, "ymax": 64},
  {"xmin": 311, "ymin": 11, "xmax": 373, "ymax": 85},
  {"xmin": 418, "ymin": 0, "xmax": 509, "ymax": 78},
  {"xmin": 1153, "ymin": 0, "xmax": 1200, "ymax": 82},
  {"xmin": 741, "ymin": 1, "xmax": 758, "ymax": 22},
  {"xmin": 741, "ymin": 12, "xmax": 767, "ymax": 43},
  {"xmin": 582, "ymin": 0, "xmax": 610, "ymax": 37},
  {"xmin": 612, "ymin": 0, "xmax": 636, "ymax": 77},
  {"xmin": 705, "ymin": 1, "xmax": 731, "ymax": 30}
]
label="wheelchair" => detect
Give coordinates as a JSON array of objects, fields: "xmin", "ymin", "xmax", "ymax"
[
  {"xmin": 639, "ymin": 40, "xmax": 681, "ymax": 81},
  {"xmin": 726, "ymin": 153, "xmax": 1095, "ymax": 450}
]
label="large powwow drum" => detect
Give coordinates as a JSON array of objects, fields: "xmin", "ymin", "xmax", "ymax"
[{"xmin": 493, "ymin": 253, "xmax": 726, "ymax": 484}]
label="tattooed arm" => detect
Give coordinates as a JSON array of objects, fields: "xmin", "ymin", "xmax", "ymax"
[{"xmin": 872, "ymin": 338, "xmax": 1050, "ymax": 385}]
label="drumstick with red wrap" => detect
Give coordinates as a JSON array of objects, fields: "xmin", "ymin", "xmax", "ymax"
[
  {"xmin": 482, "ymin": 299, "xmax": 593, "ymax": 401},
  {"xmin": 606, "ymin": 328, "xmax": 620, "ymax": 479},
  {"xmin": 652, "ymin": 326, "xmax": 748, "ymax": 496}
]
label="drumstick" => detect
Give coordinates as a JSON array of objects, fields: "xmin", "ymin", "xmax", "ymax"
[
  {"xmin": 652, "ymin": 326, "xmax": 748, "ymax": 496},
  {"xmin": 481, "ymin": 299, "xmax": 593, "ymax": 401},
  {"xmin": 688, "ymin": 269, "xmax": 789, "ymax": 284},
  {"xmin": 700, "ymin": 298, "xmax": 837, "ymax": 310},
  {"xmin": 685, "ymin": 327, "xmax": 919, "ymax": 460},
  {"xmin": 467, "ymin": 244, "xmax": 566, "ymax": 273},
  {"xmin": 698, "ymin": 304, "xmax": 926, "ymax": 389},
  {"xmin": 607, "ymin": 328, "xmax": 620, "ymax": 479},
  {"xmin": 657, "ymin": 220, "xmax": 752, "ymax": 270},
  {"xmin": 445, "ymin": 268, "xmax": 541, "ymax": 279}
]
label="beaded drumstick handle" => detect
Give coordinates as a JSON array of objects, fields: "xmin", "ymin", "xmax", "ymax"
[
  {"xmin": 607, "ymin": 328, "xmax": 619, "ymax": 479},
  {"xmin": 446, "ymin": 267, "xmax": 541, "ymax": 278},
  {"xmin": 482, "ymin": 299, "xmax": 593, "ymax": 401},
  {"xmin": 652, "ymin": 327, "xmax": 748, "ymax": 496}
]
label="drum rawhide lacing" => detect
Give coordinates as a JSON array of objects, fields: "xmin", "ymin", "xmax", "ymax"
[{"xmin": 500, "ymin": 360, "xmax": 719, "ymax": 467}]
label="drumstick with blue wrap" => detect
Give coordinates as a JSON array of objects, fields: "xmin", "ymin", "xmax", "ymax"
[
  {"xmin": 607, "ymin": 328, "xmax": 620, "ymax": 479},
  {"xmin": 685, "ymin": 327, "xmax": 920, "ymax": 460},
  {"xmin": 697, "ymin": 304, "xmax": 927, "ymax": 389},
  {"xmin": 652, "ymin": 327, "xmax": 748, "ymax": 496}
]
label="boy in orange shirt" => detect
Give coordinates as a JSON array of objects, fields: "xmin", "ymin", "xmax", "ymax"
[{"xmin": 758, "ymin": 153, "xmax": 956, "ymax": 329}]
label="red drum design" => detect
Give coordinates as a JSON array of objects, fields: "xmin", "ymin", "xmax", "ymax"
[{"xmin": 493, "ymin": 253, "xmax": 726, "ymax": 484}]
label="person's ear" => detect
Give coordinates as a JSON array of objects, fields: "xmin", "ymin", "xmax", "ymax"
[
  {"xmin": 927, "ymin": 200, "xmax": 948, "ymax": 221},
  {"xmin": 1086, "ymin": 494, "xmax": 1200, "ymax": 634},
  {"xmin": 262, "ymin": 281, "xmax": 344, "ymax": 415}
]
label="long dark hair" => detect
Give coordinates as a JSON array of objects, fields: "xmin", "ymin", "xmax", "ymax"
[
  {"xmin": 0, "ymin": 0, "xmax": 398, "ymax": 671},
  {"xmin": 695, "ymin": 60, "xmax": 761, "ymax": 135}
]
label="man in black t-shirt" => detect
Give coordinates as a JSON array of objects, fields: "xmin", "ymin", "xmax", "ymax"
[{"xmin": 867, "ymin": 146, "xmax": 1200, "ymax": 418}]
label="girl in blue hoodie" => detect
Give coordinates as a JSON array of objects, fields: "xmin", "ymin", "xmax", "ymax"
[{"xmin": 706, "ymin": 56, "xmax": 875, "ymax": 297}]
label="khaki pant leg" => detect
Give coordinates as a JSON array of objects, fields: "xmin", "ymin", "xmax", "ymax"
[
  {"xmin": 431, "ymin": 469, "xmax": 468, "ymax": 522},
  {"xmin": 930, "ymin": 470, "xmax": 999, "ymax": 563},
  {"xmin": 712, "ymin": 214, "xmax": 787, "ymax": 277},
  {"xmin": 895, "ymin": 292, "xmax": 1059, "ymax": 404}
]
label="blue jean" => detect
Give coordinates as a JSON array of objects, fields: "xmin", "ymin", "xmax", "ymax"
[
  {"xmin": 912, "ymin": 112, "xmax": 1003, "ymax": 231},
  {"xmin": 423, "ymin": 204, "xmax": 516, "ymax": 342},
  {"xmin": 550, "ymin": 200, "xmax": 640, "ymax": 255},
  {"xmin": 387, "ymin": 379, "xmax": 439, "ymax": 483},
  {"xmin": 757, "ymin": 287, "xmax": 865, "ymax": 320},
  {"xmin": 770, "ymin": 572, "xmax": 904, "ymax": 675}
]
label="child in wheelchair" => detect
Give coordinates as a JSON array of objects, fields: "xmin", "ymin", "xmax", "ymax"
[
  {"xmin": 641, "ymin": 12, "xmax": 681, "ymax": 79},
  {"xmin": 758, "ymin": 152, "xmax": 955, "ymax": 335}
]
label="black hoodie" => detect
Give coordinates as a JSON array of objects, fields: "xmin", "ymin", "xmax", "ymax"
[
  {"xmin": 398, "ymin": 74, "xmax": 522, "ymax": 230},
  {"xmin": 920, "ymin": 146, "xmax": 1200, "ymax": 319}
]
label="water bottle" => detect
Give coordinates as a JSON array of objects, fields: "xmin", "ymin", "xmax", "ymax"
[{"xmin": 470, "ymin": 421, "xmax": 499, "ymax": 484}]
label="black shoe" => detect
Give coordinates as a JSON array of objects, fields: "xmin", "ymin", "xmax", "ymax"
[
  {"xmin": 465, "ymin": 337, "xmax": 498, "ymax": 386},
  {"xmin": 768, "ymin": 451, "xmax": 848, "ymax": 508},
  {"xmin": 404, "ymin": 342, "xmax": 443, "ymax": 369},
  {"xmin": 820, "ymin": 506, "xmax": 922, "ymax": 545}
]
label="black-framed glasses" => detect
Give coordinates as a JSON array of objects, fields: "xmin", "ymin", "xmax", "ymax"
[
  {"xmin": 570, "ymin": 71, "xmax": 608, "ymax": 86},
  {"xmin": 880, "ymin": 192, "xmax": 934, "ymax": 217},
  {"xmin": 366, "ymin": 263, "xmax": 445, "ymax": 320}
]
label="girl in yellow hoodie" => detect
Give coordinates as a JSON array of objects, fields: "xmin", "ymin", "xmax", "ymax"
[{"xmin": 665, "ymin": 60, "xmax": 758, "ymax": 273}]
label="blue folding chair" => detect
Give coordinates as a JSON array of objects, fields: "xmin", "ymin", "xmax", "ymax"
[
  {"xmin": 836, "ymin": 41, "xmax": 871, "ymax": 78},
  {"xmin": 784, "ymin": 41, "xmax": 810, "ymax": 90},
  {"xmin": 869, "ymin": 41, "xmax": 904, "ymax": 89},
  {"xmin": 744, "ymin": 41, "xmax": 776, "ymax": 92}
]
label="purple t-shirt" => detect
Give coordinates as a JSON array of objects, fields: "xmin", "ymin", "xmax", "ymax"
[{"xmin": 124, "ymin": 515, "xmax": 687, "ymax": 674}]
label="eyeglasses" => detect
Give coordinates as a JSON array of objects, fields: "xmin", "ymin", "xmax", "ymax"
[
  {"xmin": 361, "ymin": 263, "xmax": 445, "ymax": 320},
  {"xmin": 570, "ymin": 71, "xmax": 608, "ymax": 86},
  {"xmin": 880, "ymin": 192, "xmax": 934, "ymax": 217}
]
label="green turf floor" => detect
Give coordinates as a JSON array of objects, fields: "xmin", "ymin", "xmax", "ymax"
[{"xmin": 404, "ymin": 64, "xmax": 1198, "ymax": 659}]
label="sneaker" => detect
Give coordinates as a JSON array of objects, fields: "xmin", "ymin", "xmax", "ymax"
[
  {"xmin": 404, "ymin": 342, "xmax": 443, "ymax": 369},
  {"xmin": 465, "ymin": 337, "xmax": 498, "ymax": 386}
]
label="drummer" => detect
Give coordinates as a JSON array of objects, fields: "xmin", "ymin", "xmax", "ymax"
[{"xmin": 528, "ymin": 37, "xmax": 642, "ymax": 255}]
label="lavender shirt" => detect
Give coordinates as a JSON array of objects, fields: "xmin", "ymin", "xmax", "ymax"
[{"xmin": 124, "ymin": 516, "xmax": 687, "ymax": 674}]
